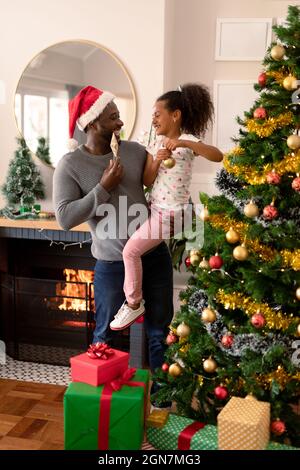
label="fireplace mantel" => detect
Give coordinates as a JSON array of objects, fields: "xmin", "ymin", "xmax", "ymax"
[
  {"xmin": 0, "ymin": 216, "xmax": 90, "ymax": 242},
  {"xmin": 0, "ymin": 217, "xmax": 89, "ymax": 232}
]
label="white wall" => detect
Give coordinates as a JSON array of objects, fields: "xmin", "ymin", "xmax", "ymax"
[{"xmin": 0, "ymin": 0, "xmax": 166, "ymax": 210}]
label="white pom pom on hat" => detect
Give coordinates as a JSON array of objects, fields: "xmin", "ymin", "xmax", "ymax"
[{"xmin": 68, "ymin": 85, "xmax": 115, "ymax": 151}]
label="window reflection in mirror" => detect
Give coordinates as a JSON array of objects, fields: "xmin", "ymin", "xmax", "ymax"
[{"xmin": 15, "ymin": 41, "xmax": 136, "ymax": 167}]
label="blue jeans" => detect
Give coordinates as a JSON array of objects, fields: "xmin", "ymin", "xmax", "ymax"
[{"xmin": 93, "ymin": 242, "xmax": 173, "ymax": 372}]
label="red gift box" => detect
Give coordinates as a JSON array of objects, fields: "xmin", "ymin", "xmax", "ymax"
[{"xmin": 70, "ymin": 347, "xmax": 129, "ymax": 386}]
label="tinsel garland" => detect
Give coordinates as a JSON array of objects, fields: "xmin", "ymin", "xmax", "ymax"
[
  {"xmin": 209, "ymin": 214, "xmax": 300, "ymax": 270},
  {"xmin": 246, "ymin": 111, "xmax": 293, "ymax": 138},
  {"xmin": 205, "ymin": 311, "xmax": 295, "ymax": 358},
  {"xmin": 266, "ymin": 70, "xmax": 287, "ymax": 86},
  {"xmin": 223, "ymin": 149, "xmax": 300, "ymax": 185},
  {"xmin": 258, "ymin": 365, "xmax": 300, "ymax": 391},
  {"xmin": 216, "ymin": 289, "xmax": 297, "ymax": 331},
  {"xmin": 214, "ymin": 168, "xmax": 244, "ymax": 198}
]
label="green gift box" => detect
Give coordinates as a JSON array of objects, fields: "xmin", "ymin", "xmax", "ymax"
[
  {"xmin": 147, "ymin": 414, "xmax": 218, "ymax": 450},
  {"xmin": 147, "ymin": 414, "xmax": 300, "ymax": 451},
  {"xmin": 64, "ymin": 368, "xmax": 149, "ymax": 450}
]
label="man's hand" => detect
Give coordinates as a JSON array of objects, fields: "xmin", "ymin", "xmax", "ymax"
[
  {"xmin": 155, "ymin": 148, "xmax": 172, "ymax": 162},
  {"xmin": 163, "ymin": 137, "xmax": 183, "ymax": 151},
  {"xmin": 100, "ymin": 158, "xmax": 124, "ymax": 191}
]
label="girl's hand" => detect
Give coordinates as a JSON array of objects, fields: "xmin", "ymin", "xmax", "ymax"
[
  {"xmin": 163, "ymin": 137, "xmax": 182, "ymax": 151},
  {"xmin": 156, "ymin": 148, "xmax": 172, "ymax": 162}
]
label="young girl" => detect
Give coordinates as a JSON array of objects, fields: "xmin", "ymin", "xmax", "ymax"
[{"xmin": 110, "ymin": 83, "xmax": 223, "ymax": 330}]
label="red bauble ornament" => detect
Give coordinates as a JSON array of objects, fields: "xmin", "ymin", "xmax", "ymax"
[
  {"xmin": 292, "ymin": 176, "xmax": 300, "ymax": 192},
  {"xmin": 251, "ymin": 312, "xmax": 266, "ymax": 329},
  {"xmin": 162, "ymin": 363, "xmax": 169, "ymax": 372},
  {"xmin": 258, "ymin": 72, "xmax": 267, "ymax": 87},
  {"xmin": 271, "ymin": 419, "xmax": 286, "ymax": 436},
  {"xmin": 185, "ymin": 257, "xmax": 191, "ymax": 268},
  {"xmin": 253, "ymin": 107, "xmax": 267, "ymax": 119},
  {"xmin": 166, "ymin": 333, "xmax": 178, "ymax": 345},
  {"xmin": 214, "ymin": 385, "xmax": 228, "ymax": 400},
  {"xmin": 221, "ymin": 334, "xmax": 234, "ymax": 348},
  {"xmin": 209, "ymin": 254, "xmax": 223, "ymax": 269},
  {"xmin": 266, "ymin": 171, "xmax": 281, "ymax": 185},
  {"xmin": 263, "ymin": 204, "xmax": 278, "ymax": 220}
]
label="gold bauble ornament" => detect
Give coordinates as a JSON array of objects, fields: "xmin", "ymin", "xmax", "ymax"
[
  {"xmin": 199, "ymin": 257, "xmax": 210, "ymax": 269},
  {"xmin": 287, "ymin": 134, "xmax": 300, "ymax": 150},
  {"xmin": 233, "ymin": 243, "xmax": 249, "ymax": 261},
  {"xmin": 190, "ymin": 254, "xmax": 201, "ymax": 266},
  {"xmin": 176, "ymin": 322, "xmax": 191, "ymax": 338},
  {"xmin": 163, "ymin": 157, "xmax": 176, "ymax": 169},
  {"xmin": 201, "ymin": 307, "xmax": 217, "ymax": 323},
  {"xmin": 203, "ymin": 357, "xmax": 217, "ymax": 373},
  {"xmin": 296, "ymin": 287, "xmax": 300, "ymax": 300},
  {"xmin": 168, "ymin": 363, "xmax": 182, "ymax": 377},
  {"xmin": 190, "ymin": 249, "xmax": 200, "ymax": 256},
  {"xmin": 283, "ymin": 75, "xmax": 297, "ymax": 91},
  {"xmin": 244, "ymin": 201, "xmax": 259, "ymax": 218},
  {"xmin": 199, "ymin": 207, "xmax": 210, "ymax": 221},
  {"xmin": 296, "ymin": 324, "xmax": 300, "ymax": 336},
  {"xmin": 270, "ymin": 44, "xmax": 285, "ymax": 60},
  {"xmin": 226, "ymin": 227, "xmax": 240, "ymax": 244}
]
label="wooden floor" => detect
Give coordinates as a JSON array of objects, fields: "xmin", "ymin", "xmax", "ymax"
[{"xmin": 0, "ymin": 378, "xmax": 66, "ymax": 450}]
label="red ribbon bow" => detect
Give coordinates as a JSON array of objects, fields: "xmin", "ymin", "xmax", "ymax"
[
  {"xmin": 110, "ymin": 368, "xmax": 137, "ymax": 391},
  {"xmin": 86, "ymin": 342, "xmax": 114, "ymax": 360}
]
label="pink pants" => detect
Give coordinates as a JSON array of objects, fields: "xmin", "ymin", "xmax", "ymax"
[{"xmin": 123, "ymin": 207, "xmax": 179, "ymax": 305}]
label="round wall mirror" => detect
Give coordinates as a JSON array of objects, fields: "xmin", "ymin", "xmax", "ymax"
[{"xmin": 14, "ymin": 40, "xmax": 136, "ymax": 168}]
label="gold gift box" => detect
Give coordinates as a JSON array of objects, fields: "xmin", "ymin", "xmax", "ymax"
[
  {"xmin": 218, "ymin": 396, "xmax": 270, "ymax": 450},
  {"xmin": 146, "ymin": 410, "xmax": 170, "ymax": 428}
]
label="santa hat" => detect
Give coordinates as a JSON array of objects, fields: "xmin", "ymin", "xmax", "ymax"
[{"xmin": 68, "ymin": 85, "xmax": 115, "ymax": 151}]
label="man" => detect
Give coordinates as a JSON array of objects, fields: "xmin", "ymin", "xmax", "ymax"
[{"xmin": 53, "ymin": 86, "xmax": 173, "ymax": 402}]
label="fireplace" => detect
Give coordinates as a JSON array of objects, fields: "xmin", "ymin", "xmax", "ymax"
[{"xmin": 0, "ymin": 234, "xmax": 145, "ymax": 367}]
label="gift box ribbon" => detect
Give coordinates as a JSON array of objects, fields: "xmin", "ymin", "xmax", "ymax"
[
  {"xmin": 86, "ymin": 342, "xmax": 114, "ymax": 360},
  {"xmin": 178, "ymin": 421, "xmax": 205, "ymax": 450},
  {"xmin": 98, "ymin": 368, "xmax": 147, "ymax": 450}
]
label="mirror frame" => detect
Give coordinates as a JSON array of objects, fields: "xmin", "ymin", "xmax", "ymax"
[{"xmin": 14, "ymin": 39, "xmax": 137, "ymax": 169}]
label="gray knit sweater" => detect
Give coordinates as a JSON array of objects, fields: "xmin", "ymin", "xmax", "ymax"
[{"xmin": 53, "ymin": 142, "xmax": 148, "ymax": 261}]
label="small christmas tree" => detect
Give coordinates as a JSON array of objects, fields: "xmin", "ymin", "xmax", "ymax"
[
  {"xmin": 154, "ymin": 5, "xmax": 300, "ymax": 446},
  {"xmin": 2, "ymin": 137, "xmax": 45, "ymax": 209},
  {"xmin": 36, "ymin": 137, "xmax": 52, "ymax": 165}
]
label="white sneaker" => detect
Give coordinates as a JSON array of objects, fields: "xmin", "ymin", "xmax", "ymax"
[{"xmin": 110, "ymin": 300, "xmax": 145, "ymax": 330}]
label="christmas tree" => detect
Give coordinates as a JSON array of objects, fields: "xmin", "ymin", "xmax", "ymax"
[
  {"xmin": 2, "ymin": 137, "xmax": 45, "ymax": 209},
  {"xmin": 36, "ymin": 137, "xmax": 52, "ymax": 166},
  {"xmin": 154, "ymin": 5, "xmax": 300, "ymax": 446}
]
